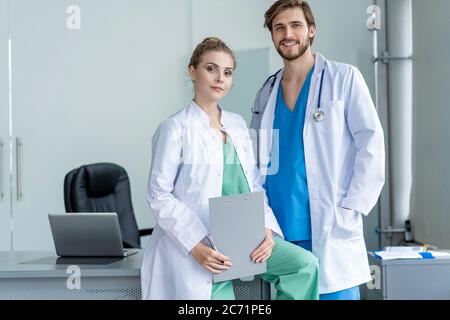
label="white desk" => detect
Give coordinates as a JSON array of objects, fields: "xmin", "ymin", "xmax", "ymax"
[
  {"xmin": 0, "ymin": 251, "xmax": 142, "ymax": 300},
  {"xmin": 364, "ymin": 252, "xmax": 450, "ymax": 300},
  {"xmin": 0, "ymin": 250, "xmax": 271, "ymax": 300}
]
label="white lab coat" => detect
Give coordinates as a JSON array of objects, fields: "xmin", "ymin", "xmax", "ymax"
[
  {"xmin": 141, "ymin": 102, "xmax": 283, "ymax": 300},
  {"xmin": 255, "ymin": 53, "xmax": 385, "ymax": 294}
]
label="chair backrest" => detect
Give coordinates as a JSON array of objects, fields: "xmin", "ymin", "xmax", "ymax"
[
  {"xmin": 64, "ymin": 168, "xmax": 78, "ymax": 212},
  {"xmin": 64, "ymin": 163, "xmax": 140, "ymax": 247}
]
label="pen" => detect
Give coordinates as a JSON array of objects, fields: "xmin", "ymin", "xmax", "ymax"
[{"xmin": 206, "ymin": 234, "xmax": 219, "ymax": 252}]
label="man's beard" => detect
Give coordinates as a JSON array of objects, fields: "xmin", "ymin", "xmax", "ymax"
[{"xmin": 276, "ymin": 38, "xmax": 310, "ymax": 61}]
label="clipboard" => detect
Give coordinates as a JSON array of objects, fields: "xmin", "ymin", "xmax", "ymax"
[{"xmin": 209, "ymin": 191, "xmax": 267, "ymax": 283}]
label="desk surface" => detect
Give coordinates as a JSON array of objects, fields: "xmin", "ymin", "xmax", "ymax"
[
  {"xmin": 0, "ymin": 250, "xmax": 143, "ymax": 278},
  {"xmin": 367, "ymin": 251, "xmax": 450, "ymax": 300},
  {"xmin": 369, "ymin": 251, "xmax": 450, "ymax": 266}
]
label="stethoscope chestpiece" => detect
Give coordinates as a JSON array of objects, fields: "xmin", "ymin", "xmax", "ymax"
[{"xmin": 313, "ymin": 110, "xmax": 325, "ymax": 122}]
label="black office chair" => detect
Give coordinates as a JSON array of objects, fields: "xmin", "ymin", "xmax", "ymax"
[{"xmin": 64, "ymin": 163, "xmax": 153, "ymax": 249}]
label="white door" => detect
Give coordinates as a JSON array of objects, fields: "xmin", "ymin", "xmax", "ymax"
[
  {"xmin": 10, "ymin": 0, "xmax": 191, "ymax": 250},
  {"xmin": 0, "ymin": 0, "xmax": 11, "ymax": 251}
]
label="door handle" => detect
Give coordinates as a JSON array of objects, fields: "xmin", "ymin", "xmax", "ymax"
[{"xmin": 16, "ymin": 137, "xmax": 22, "ymax": 201}]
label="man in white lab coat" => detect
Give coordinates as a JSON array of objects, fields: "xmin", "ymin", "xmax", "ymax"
[{"xmin": 250, "ymin": 0, "xmax": 385, "ymax": 299}]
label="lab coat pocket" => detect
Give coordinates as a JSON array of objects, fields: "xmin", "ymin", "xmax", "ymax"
[
  {"xmin": 332, "ymin": 206, "xmax": 363, "ymax": 240},
  {"xmin": 316, "ymin": 100, "xmax": 345, "ymax": 134}
]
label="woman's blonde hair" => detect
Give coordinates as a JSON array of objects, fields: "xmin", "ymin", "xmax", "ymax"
[{"xmin": 188, "ymin": 37, "xmax": 237, "ymax": 70}]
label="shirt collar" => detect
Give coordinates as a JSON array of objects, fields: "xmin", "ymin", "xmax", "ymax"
[
  {"xmin": 189, "ymin": 100, "xmax": 232, "ymax": 129},
  {"xmin": 189, "ymin": 100, "xmax": 211, "ymax": 125},
  {"xmin": 313, "ymin": 52, "xmax": 327, "ymax": 77},
  {"xmin": 278, "ymin": 52, "xmax": 327, "ymax": 81}
]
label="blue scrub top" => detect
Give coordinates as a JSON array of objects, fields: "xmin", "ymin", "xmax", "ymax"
[{"xmin": 264, "ymin": 67, "xmax": 314, "ymax": 241}]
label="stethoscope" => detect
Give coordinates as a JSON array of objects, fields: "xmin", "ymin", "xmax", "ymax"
[
  {"xmin": 313, "ymin": 67, "xmax": 326, "ymax": 122},
  {"xmin": 266, "ymin": 65, "xmax": 326, "ymax": 122}
]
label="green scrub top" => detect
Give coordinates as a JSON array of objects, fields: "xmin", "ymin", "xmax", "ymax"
[
  {"xmin": 222, "ymin": 136, "xmax": 250, "ymax": 196},
  {"xmin": 213, "ymin": 135, "xmax": 321, "ymax": 301}
]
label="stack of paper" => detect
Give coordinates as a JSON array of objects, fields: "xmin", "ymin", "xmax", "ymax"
[
  {"xmin": 374, "ymin": 251, "xmax": 423, "ymax": 260},
  {"xmin": 384, "ymin": 246, "xmax": 424, "ymax": 252},
  {"xmin": 428, "ymin": 251, "xmax": 450, "ymax": 258},
  {"xmin": 374, "ymin": 246, "xmax": 450, "ymax": 260}
]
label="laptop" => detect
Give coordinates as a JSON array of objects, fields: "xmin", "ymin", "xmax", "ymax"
[{"xmin": 48, "ymin": 213, "xmax": 139, "ymax": 257}]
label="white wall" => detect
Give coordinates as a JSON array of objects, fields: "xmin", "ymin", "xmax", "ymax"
[
  {"xmin": 307, "ymin": 0, "xmax": 375, "ymax": 97},
  {"xmin": 192, "ymin": 0, "xmax": 275, "ymax": 123},
  {"xmin": 410, "ymin": 0, "xmax": 450, "ymax": 248},
  {"xmin": 4, "ymin": 0, "xmax": 193, "ymax": 249},
  {"xmin": 192, "ymin": 0, "xmax": 274, "ymax": 52}
]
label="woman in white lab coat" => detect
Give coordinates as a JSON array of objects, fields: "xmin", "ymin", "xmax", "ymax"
[{"xmin": 141, "ymin": 37, "xmax": 319, "ymax": 300}]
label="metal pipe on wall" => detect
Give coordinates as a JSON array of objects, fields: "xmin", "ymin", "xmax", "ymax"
[
  {"xmin": 369, "ymin": 0, "xmax": 395, "ymax": 248},
  {"xmin": 386, "ymin": 0, "xmax": 413, "ymax": 229}
]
